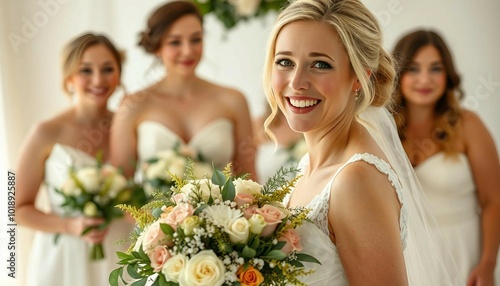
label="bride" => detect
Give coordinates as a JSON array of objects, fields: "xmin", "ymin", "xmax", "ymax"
[
  {"xmin": 262, "ymin": 0, "xmax": 463, "ymax": 284},
  {"xmin": 110, "ymin": 1, "xmax": 257, "ymax": 180}
]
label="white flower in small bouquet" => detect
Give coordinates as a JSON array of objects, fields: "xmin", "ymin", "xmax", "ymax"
[
  {"xmin": 110, "ymin": 163, "xmax": 320, "ymax": 286},
  {"xmin": 55, "ymin": 156, "xmax": 148, "ymax": 261},
  {"xmin": 142, "ymin": 143, "xmax": 213, "ymax": 196}
]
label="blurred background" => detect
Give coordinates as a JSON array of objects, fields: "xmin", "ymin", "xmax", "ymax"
[{"xmin": 1, "ymin": 0, "xmax": 499, "ymax": 285}]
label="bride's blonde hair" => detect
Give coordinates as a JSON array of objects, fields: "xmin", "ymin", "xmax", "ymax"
[{"xmin": 263, "ymin": 0, "xmax": 395, "ymax": 140}]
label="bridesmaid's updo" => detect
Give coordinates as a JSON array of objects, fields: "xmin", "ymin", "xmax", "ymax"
[
  {"xmin": 61, "ymin": 33, "xmax": 124, "ymax": 95},
  {"xmin": 139, "ymin": 0, "xmax": 203, "ymax": 53}
]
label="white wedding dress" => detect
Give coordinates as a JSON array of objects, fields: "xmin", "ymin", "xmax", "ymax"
[
  {"xmin": 136, "ymin": 119, "xmax": 234, "ymax": 169},
  {"xmin": 26, "ymin": 143, "xmax": 133, "ymax": 286},
  {"xmin": 415, "ymin": 152, "xmax": 500, "ymax": 283},
  {"xmin": 285, "ymin": 153, "xmax": 407, "ymax": 285},
  {"xmin": 256, "ymin": 143, "xmax": 293, "ymax": 184}
]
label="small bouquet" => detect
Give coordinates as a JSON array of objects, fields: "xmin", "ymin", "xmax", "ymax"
[
  {"xmin": 286, "ymin": 139, "xmax": 307, "ymax": 164},
  {"xmin": 193, "ymin": 0, "xmax": 288, "ymax": 30},
  {"xmin": 142, "ymin": 144, "xmax": 213, "ymax": 196},
  {"xmin": 55, "ymin": 160, "xmax": 147, "ymax": 261},
  {"xmin": 110, "ymin": 163, "xmax": 320, "ymax": 286}
]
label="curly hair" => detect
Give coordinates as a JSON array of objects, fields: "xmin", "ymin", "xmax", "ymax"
[{"xmin": 392, "ymin": 30, "xmax": 463, "ymax": 154}]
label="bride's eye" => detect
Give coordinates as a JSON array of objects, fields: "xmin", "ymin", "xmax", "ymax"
[
  {"xmin": 312, "ymin": 61, "xmax": 332, "ymax": 69},
  {"xmin": 275, "ymin": 59, "xmax": 294, "ymax": 67},
  {"xmin": 79, "ymin": 68, "xmax": 92, "ymax": 75}
]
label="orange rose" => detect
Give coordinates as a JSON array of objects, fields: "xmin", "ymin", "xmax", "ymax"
[{"xmin": 238, "ymin": 265, "xmax": 264, "ymax": 286}]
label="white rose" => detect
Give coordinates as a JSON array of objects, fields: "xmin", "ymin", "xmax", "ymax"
[
  {"xmin": 181, "ymin": 179, "xmax": 221, "ymax": 203},
  {"xmin": 248, "ymin": 214, "xmax": 267, "ymax": 235},
  {"xmin": 156, "ymin": 149, "xmax": 176, "ymax": 161},
  {"xmin": 107, "ymin": 174, "xmax": 127, "ymax": 198},
  {"xmin": 133, "ymin": 230, "xmax": 146, "ymax": 252},
  {"xmin": 226, "ymin": 217, "xmax": 250, "ymax": 244},
  {"xmin": 180, "ymin": 216, "xmax": 200, "ymax": 236},
  {"xmin": 168, "ymin": 156, "xmax": 187, "ymax": 178},
  {"xmin": 145, "ymin": 160, "xmax": 169, "ymax": 181},
  {"xmin": 62, "ymin": 178, "xmax": 80, "ymax": 196},
  {"xmin": 83, "ymin": 201, "xmax": 98, "ymax": 217},
  {"xmin": 178, "ymin": 250, "xmax": 225, "ymax": 286},
  {"xmin": 233, "ymin": 178, "xmax": 262, "ymax": 196},
  {"xmin": 228, "ymin": 0, "xmax": 260, "ymax": 17},
  {"xmin": 162, "ymin": 254, "xmax": 187, "ymax": 283},
  {"xmin": 76, "ymin": 167, "xmax": 101, "ymax": 193}
]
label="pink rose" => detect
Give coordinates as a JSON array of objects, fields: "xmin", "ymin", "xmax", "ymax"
[
  {"xmin": 234, "ymin": 193, "xmax": 254, "ymax": 207},
  {"xmin": 172, "ymin": 193, "xmax": 187, "ymax": 204},
  {"xmin": 164, "ymin": 203, "xmax": 194, "ymax": 230},
  {"xmin": 243, "ymin": 205, "xmax": 259, "ymax": 219},
  {"xmin": 142, "ymin": 222, "xmax": 168, "ymax": 254},
  {"xmin": 278, "ymin": 228, "xmax": 303, "ymax": 254},
  {"xmin": 256, "ymin": 205, "xmax": 286, "ymax": 237},
  {"xmin": 149, "ymin": 245, "xmax": 172, "ymax": 272}
]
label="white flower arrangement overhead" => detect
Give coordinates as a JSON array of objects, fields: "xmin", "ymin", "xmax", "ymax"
[{"xmin": 194, "ymin": 0, "xmax": 289, "ymax": 29}]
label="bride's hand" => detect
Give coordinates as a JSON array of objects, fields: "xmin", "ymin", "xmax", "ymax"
[{"xmin": 64, "ymin": 217, "xmax": 109, "ymax": 244}]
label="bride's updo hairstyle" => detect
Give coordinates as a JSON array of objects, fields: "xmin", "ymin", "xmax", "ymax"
[
  {"xmin": 138, "ymin": 0, "xmax": 203, "ymax": 54},
  {"xmin": 263, "ymin": 0, "xmax": 396, "ymax": 137},
  {"xmin": 62, "ymin": 33, "xmax": 124, "ymax": 95}
]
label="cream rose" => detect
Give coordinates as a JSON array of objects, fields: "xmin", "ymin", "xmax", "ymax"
[
  {"xmin": 278, "ymin": 228, "xmax": 303, "ymax": 254},
  {"xmin": 61, "ymin": 178, "xmax": 81, "ymax": 196},
  {"xmin": 83, "ymin": 201, "xmax": 98, "ymax": 217},
  {"xmin": 226, "ymin": 217, "xmax": 250, "ymax": 244},
  {"xmin": 164, "ymin": 203, "xmax": 194, "ymax": 230},
  {"xmin": 75, "ymin": 167, "xmax": 100, "ymax": 193},
  {"xmin": 228, "ymin": 0, "xmax": 260, "ymax": 17},
  {"xmin": 178, "ymin": 250, "xmax": 226, "ymax": 286},
  {"xmin": 248, "ymin": 214, "xmax": 267, "ymax": 235},
  {"xmin": 149, "ymin": 245, "xmax": 172, "ymax": 272},
  {"xmin": 256, "ymin": 205, "xmax": 286, "ymax": 237},
  {"xmin": 233, "ymin": 178, "xmax": 262, "ymax": 196},
  {"xmin": 106, "ymin": 173, "xmax": 127, "ymax": 198},
  {"xmin": 145, "ymin": 160, "xmax": 169, "ymax": 181},
  {"xmin": 180, "ymin": 215, "xmax": 200, "ymax": 236},
  {"xmin": 162, "ymin": 254, "xmax": 187, "ymax": 283},
  {"xmin": 168, "ymin": 156, "xmax": 187, "ymax": 178},
  {"xmin": 181, "ymin": 179, "xmax": 221, "ymax": 203}
]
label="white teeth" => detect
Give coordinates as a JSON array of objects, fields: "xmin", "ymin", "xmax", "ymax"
[{"xmin": 290, "ymin": 99, "xmax": 319, "ymax": 108}]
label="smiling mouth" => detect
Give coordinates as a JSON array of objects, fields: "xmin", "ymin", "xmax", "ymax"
[
  {"xmin": 88, "ymin": 88, "xmax": 108, "ymax": 96},
  {"xmin": 289, "ymin": 98, "xmax": 319, "ymax": 108}
]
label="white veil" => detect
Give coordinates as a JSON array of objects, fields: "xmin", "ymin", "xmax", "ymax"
[{"xmin": 358, "ymin": 106, "xmax": 464, "ymax": 285}]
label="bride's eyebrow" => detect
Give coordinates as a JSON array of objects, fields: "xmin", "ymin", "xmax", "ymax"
[{"xmin": 309, "ymin": 52, "xmax": 334, "ymax": 62}]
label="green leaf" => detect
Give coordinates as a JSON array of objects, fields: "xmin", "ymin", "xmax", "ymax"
[
  {"xmin": 221, "ymin": 179, "xmax": 235, "ymax": 202},
  {"xmin": 272, "ymin": 240, "xmax": 287, "ymax": 250},
  {"xmin": 249, "ymin": 236, "xmax": 260, "ymax": 249},
  {"xmin": 131, "ymin": 278, "xmax": 148, "ymax": 286},
  {"xmin": 117, "ymin": 251, "xmax": 132, "ymax": 260},
  {"xmin": 81, "ymin": 225, "xmax": 96, "ymax": 236},
  {"xmin": 109, "ymin": 266, "xmax": 124, "ymax": 286},
  {"xmin": 138, "ymin": 244, "xmax": 150, "ymax": 262},
  {"xmin": 152, "ymin": 208, "xmax": 163, "ymax": 219},
  {"xmin": 242, "ymin": 245, "xmax": 256, "ymax": 259},
  {"xmin": 296, "ymin": 253, "xmax": 322, "ymax": 264},
  {"xmin": 289, "ymin": 260, "xmax": 304, "ymax": 268},
  {"xmin": 127, "ymin": 264, "xmax": 143, "ymax": 279},
  {"xmin": 160, "ymin": 223, "xmax": 175, "ymax": 236},
  {"xmin": 211, "ymin": 168, "xmax": 226, "ymax": 186},
  {"xmin": 262, "ymin": 250, "xmax": 287, "ymax": 260},
  {"xmin": 194, "ymin": 204, "xmax": 208, "ymax": 216}
]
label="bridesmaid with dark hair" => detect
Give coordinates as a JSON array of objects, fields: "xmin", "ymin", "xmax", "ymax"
[
  {"xmin": 110, "ymin": 0, "xmax": 257, "ymax": 181},
  {"xmin": 392, "ymin": 29, "xmax": 500, "ymax": 286}
]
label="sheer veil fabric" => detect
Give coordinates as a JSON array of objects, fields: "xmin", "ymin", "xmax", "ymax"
[{"xmin": 359, "ymin": 107, "xmax": 464, "ymax": 285}]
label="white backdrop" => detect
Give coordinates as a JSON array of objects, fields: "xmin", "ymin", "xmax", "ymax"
[{"xmin": 0, "ymin": 0, "xmax": 499, "ymax": 285}]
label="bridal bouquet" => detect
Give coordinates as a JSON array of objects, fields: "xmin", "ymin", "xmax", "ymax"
[
  {"xmin": 141, "ymin": 144, "xmax": 212, "ymax": 196},
  {"xmin": 55, "ymin": 161, "xmax": 147, "ymax": 260},
  {"xmin": 110, "ymin": 163, "xmax": 320, "ymax": 286}
]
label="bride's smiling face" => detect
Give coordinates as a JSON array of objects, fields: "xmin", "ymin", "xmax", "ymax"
[
  {"xmin": 271, "ymin": 20, "xmax": 357, "ymax": 133},
  {"xmin": 157, "ymin": 15, "xmax": 203, "ymax": 77},
  {"xmin": 68, "ymin": 44, "xmax": 120, "ymax": 107}
]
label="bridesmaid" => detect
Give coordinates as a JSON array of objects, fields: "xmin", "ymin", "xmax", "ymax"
[
  {"xmin": 110, "ymin": 1, "xmax": 257, "ymax": 180},
  {"xmin": 392, "ymin": 29, "xmax": 500, "ymax": 285},
  {"xmin": 15, "ymin": 33, "xmax": 131, "ymax": 286}
]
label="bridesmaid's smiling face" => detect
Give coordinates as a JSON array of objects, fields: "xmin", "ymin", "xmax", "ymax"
[
  {"xmin": 157, "ymin": 14, "xmax": 203, "ymax": 77},
  {"xmin": 271, "ymin": 20, "xmax": 357, "ymax": 134},
  {"xmin": 67, "ymin": 44, "xmax": 120, "ymax": 108}
]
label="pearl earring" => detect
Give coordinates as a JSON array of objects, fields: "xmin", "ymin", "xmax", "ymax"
[{"xmin": 354, "ymin": 89, "xmax": 360, "ymax": 101}]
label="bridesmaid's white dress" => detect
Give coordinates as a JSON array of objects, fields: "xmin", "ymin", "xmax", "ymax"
[
  {"xmin": 256, "ymin": 143, "xmax": 292, "ymax": 184},
  {"xmin": 415, "ymin": 152, "xmax": 500, "ymax": 283},
  {"xmin": 136, "ymin": 119, "xmax": 234, "ymax": 169},
  {"xmin": 285, "ymin": 153, "xmax": 407, "ymax": 285},
  {"xmin": 26, "ymin": 143, "xmax": 132, "ymax": 286}
]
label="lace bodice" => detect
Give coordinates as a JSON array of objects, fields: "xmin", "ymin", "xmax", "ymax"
[
  {"xmin": 136, "ymin": 119, "xmax": 234, "ymax": 169},
  {"xmin": 286, "ymin": 152, "xmax": 408, "ymax": 248}
]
